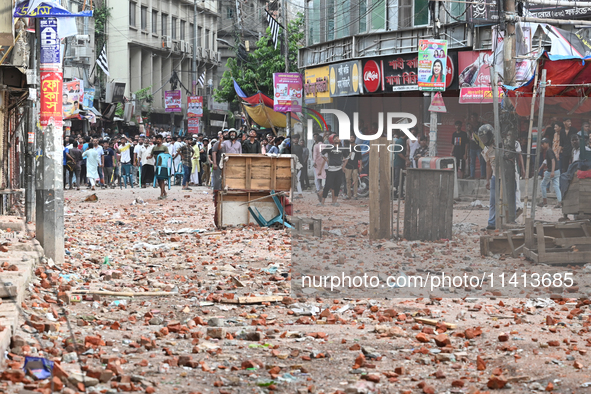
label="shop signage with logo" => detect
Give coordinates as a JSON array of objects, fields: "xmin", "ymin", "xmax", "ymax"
[{"xmin": 329, "ymin": 61, "xmax": 362, "ymax": 97}]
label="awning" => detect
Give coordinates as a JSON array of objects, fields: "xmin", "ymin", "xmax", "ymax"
[
  {"xmin": 506, "ymin": 53, "xmax": 591, "ymax": 116},
  {"xmin": 242, "ymin": 104, "xmax": 297, "ymax": 129}
]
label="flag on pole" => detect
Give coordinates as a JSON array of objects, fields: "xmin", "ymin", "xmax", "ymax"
[
  {"xmin": 198, "ymin": 70, "xmax": 206, "ymax": 87},
  {"xmin": 95, "ymin": 43, "xmax": 109, "ymax": 76},
  {"xmin": 265, "ymin": 9, "xmax": 282, "ymax": 50}
]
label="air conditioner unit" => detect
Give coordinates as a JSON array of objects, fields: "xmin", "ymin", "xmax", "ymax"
[
  {"xmin": 74, "ymin": 34, "xmax": 90, "ymax": 46},
  {"xmin": 162, "ymin": 36, "xmax": 172, "ymax": 48},
  {"xmin": 75, "ymin": 46, "xmax": 89, "ymax": 58},
  {"xmin": 187, "ymin": 43, "xmax": 193, "ymax": 55},
  {"xmin": 204, "ymin": 49, "xmax": 210, "ymax": 60},
  {"xmin": 195, "ymin": 47, "xmax": 202, "ymax": 59},
  {"xmin": 180, "ymin": 40, "xmax": 186, "ymax": 52},
  {"xmin": 174, "ymin": 41, "xmax": 182, "ymax": 52},
  {"xmin": 216, "ymin": 52, "xmax": 221, "ymax": 62}
]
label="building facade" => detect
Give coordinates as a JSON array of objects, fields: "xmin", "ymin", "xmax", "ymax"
[{"xmin": 106, "ymin": 0, "xmax": 221, "ymax": 131}]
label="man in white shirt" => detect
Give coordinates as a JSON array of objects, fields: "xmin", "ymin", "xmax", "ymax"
[
  {"xmin": 94, "ymin": 139, "xmax": 105, "ymax": 187},
  {"xmin": 134, "ymin": 137, "xmax": 144, "ymax": 184},
  {"xmin": 172, "ymin": 137, "xmax": 183, "ymax": 185},
  {"xmin": 138, "ymin": 139, "xmax": 155, "ymax": 187},
  {"xmin": 118, "ymin": 135, "xmax": 133, "ymax": 188}
]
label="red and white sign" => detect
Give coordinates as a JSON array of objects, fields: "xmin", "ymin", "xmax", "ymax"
[
  {"xmin": 363, "ymin": 60, "xmax": 381, "ymax": 93},
  {"xmin": 428, "ymin": 92, "xmax": 447, "ymax": 112},
  {"xmin": 188, "ymin": 118, "xmax": 199, "ymax": 135},
  {"xmin": 458, "ymin": 51, "xmax": 504, "ymax": 104}
]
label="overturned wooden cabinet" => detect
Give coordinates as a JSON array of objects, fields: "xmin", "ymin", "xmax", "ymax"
[{"xmin": 215, "ymin": 154, "xmax": 293, "ymax": 228}]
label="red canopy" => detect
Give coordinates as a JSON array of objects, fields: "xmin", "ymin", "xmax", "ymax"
[{"xmin": 506, "ymin": 54, "xmax": 591, "ymax": 117}]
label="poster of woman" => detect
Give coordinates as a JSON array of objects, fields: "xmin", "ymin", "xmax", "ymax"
[{"xmin": 417, "ymin": 39, "xmax": 448, "ymax": 92}]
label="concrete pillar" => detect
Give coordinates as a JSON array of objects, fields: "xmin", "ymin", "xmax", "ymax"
[{"xmin": 35, "ymin": 124, "xmax": 64, "ymax": 263}]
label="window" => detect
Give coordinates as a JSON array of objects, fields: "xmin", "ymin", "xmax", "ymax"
[
  {"xmin": 162, "ymin": 13, "xmax": 168, "ymax": 36},
  {"xmin": 129, "ymin": 2, "xmax": 136, "ymax": 27},
  {"xmin": 180, "ymin": 21, "xmax": 186, "ymax": 40},
  {"xmin": 359, "ymin": 0, "xmax": 367, "ymax": 33},
  {"xmin": 172, "ymin": 17, "xmax": 177, "ymax": 39},
  {"xmin": 307, "ymin": 0, "xmax": 320, "ymax": 45},
  {"xmin": 227, "ymin": 7, "xmax": 233, "ymax": 18},
  {"xmin": 399, "ymin": 0, "xmax": 412, "ymax": 28},
  {"xmin": 198, "ymin": 26, "xmax": 202, "ymax": 46},
  {"xmin": 152, "ymin": 10, "xmax": 158, "ymax": 34},
  {"xmin": 189, "ymin": 23, "xmax": 194, "ymax": 43},
  {"xmin": 141, "ymin": 6, "xmax": 148, "ymax": 30},
  {"xmin": 326, "ymin": 0, "xmax": 334, "ymax": 41},
  {"xmin": 370, "ymin": 0, "xmax": 386, "ymax": 30},
  {"xmin": 205, "ymin": 29, "xmax": 210, "ymax": 49},
  {"xmin": 414, "ymin": 0, "xmax": 429, "ymax": 25}
]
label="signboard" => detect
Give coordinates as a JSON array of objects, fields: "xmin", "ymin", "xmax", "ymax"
[
  {"xmin": 187, "ymin": 96, "xmax": 203, "ymax": 118},
  {"xmin": 361, "ymin": 53, "xmax": 457, "ymax": 94},
  {"xmin": 458, "ymin": 51, "xmax": 504, "ymax": 104},
  {"xmin": 188, "ymin": 118, "xmax": 199, "ymax": 134},
  {"xmin": 63, "ymin": 79, "xmax": 83, "ymax": 119},
  {"xmin": 105, "ymin": 82, "xmax": 126, "ymax": 103},
  {"xmin": 165, "ymin": 90, "xmax": 181, "ymax": 112},
  {"xmin": 468, "ymin": 0, "xmax": 591, "ymax": 22},
  {"xmin": 39, "ymin": 18, "xmax": 59, "ymax": 65},
  {"xmin": 304, "ymin": 66, "xmax": 331, "ymax": 104},
  {"xmin": 417, "ymin": 39, "xmax": 448, "ymax": 92},
  {"xmin": 40, "ymin": 71, "xmax": 63, "ymax": 127},
  {"xmin": 14, "ymin": 0, "xmax": 94, "ymax": 17},
  {"xmin": 273, "ymin": 73, "xmax": 303, "ymax": 112},
  {"xmin": 329, "ymin": 61, "xmax": 362, "ymax": 97}
]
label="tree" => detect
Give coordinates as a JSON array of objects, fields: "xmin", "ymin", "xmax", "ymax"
[{"xmin": 214, "ymin": 13, "xmax": 304, "ymax": 104}]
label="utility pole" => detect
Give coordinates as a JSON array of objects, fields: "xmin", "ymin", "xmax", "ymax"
[
  {"xmin": 37, "ymin": 17, "xmax": 64, "ymax": 263},
  {"xmin": 282, "ymin": 0, "xmax": 291, "ymax": 136},
  {"xmin": 25, "ymin": 24, "xmax": 38, "ymax": 223},
  {"xmin": 193, "ymin": 0, "xmax": 197, "ymax": 92},
  {"xmin": 501, "ymin": 0, "xmax": 517, "ymax": 223},
  {"xmin": 428, "ymin": 2, "xmax": 440, "ymax": 156}
]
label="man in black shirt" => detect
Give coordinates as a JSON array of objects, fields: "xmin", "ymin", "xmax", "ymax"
[
  {"xmin": 319, "ymin": 136, "xmax": 345, "ymax": 206},
  {"xmin": 538, "ymin": 138, "xmax": 562, "ymax": 208},
  {"xmin": 242, "ymin": 129, "xmax": 261, "ymax": 154}
]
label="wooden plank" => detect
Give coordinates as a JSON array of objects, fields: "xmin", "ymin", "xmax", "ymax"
[
  {"xmin": 536, "ymin": 222, "xmax": 546, "ymax": 256},
  {"xmin": 414, "ymin": 317, "xmax": 457, "ymax": 330},
  {"xmin": 369, "ymin": 139, "xmax": 381, "ymax": 239},
  {"xmin": 271, "ymin": 159, "xmax": 277, "ymax": 190},
  {"xmin": 525, "ymin": 218, "xmax": 534, "ymax": 248},
  {"xmin": 220, "ymin": 295, "xmax": 284, "ymax": 304},
  {"xmin": 423, "ymin": 171, "xmax": 436, "ymax": 240},
  {"xmin": 538, "ymin": 251, "xmax": 591, "ymax": 265},
  {"xmin": 554, "ymin": 237, "xmax": 591, "ymax": 247},
  {"xmin": 507, "ymin": 231, "xmax": 516, "ymax": 257},
  {"xmin": 378, "ymin": 137, "xmax": 391, "ymax": 239},
  {"xmin": 441, "ymin": 171, "xmax": 454, "ymax": 240}
]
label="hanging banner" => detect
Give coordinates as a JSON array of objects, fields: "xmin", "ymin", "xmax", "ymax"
[
  {"xmin": 417, "ymin": 39, "xmax": 448, "ymax": 92},
  {"xmin": 165, "ymin": 90, "xmax": 182, "ymax": 112},
  {"xmin": 83, "ymin": 87, "xmax": 95, "ymax": 109},
  {"xmin": 63, "ymin": 79, "xmax": 84, "ymax": 119},
  {"xmin": 39, "ymin": 18, "xmax": 59, "ymax": 66},
  {"xmin": 40, "ymin": 71, "xmax": 63, "ymax": 127},
  {"xmin": 273, "ymin": 73, "xmax": 303, "ymax": 113},
  {"xmin": 187, "ymin": 96, "xmax": 203, "ymax": 118},
  {"xmin": 188, "ymin": 118, "xmax": 199, "ymax": 134},
  {"xmin": 458, "ymin": 51, "xmax": 504, "ymax": 104},
  {"xmin": 14, "ymin": 0, "xmax": 93, "ymax": 18},
  {"xmin": 329, "ymin": 61, "xmax": 362, "ymax": 97}
]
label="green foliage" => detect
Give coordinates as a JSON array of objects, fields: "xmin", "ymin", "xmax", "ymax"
[
  {"xmin": 94, "ymin": 4, "xmax": 111, "ymax": 50},
  {"xmin": 214, "ymin": 13, "xmax": 305, "ymax": 104}
]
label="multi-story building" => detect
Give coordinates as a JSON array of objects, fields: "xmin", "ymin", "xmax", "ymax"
[{"xmin": 106, "ymin": 0, "xmax": 221, "ymax": 131}]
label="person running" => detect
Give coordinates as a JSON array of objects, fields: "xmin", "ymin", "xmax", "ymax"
[
  {"xmin": 83, "ymin": 140, "xmax": 100, "ymax": 190},
  {"xmin": 149, "ymin": 134, "xmax": 169, "ymax": 199}
]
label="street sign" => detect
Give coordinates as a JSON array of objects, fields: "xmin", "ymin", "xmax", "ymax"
[{"xmin": 428, "ymin": 92, "xmax": 447, "ymax": 112}]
